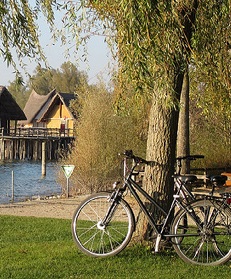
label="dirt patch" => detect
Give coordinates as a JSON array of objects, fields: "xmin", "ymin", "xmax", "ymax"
[
  {"xmin": 0, "ymin": 194, "xmax": 141, "ymax": 220},
  {"xmin": 0, "ymin": 196, "xmax": 90, "ymax": 219}
]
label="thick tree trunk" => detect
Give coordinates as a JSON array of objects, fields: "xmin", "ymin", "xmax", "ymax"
[
  {"xmin": 134, "ymin": 73, "xmax": 183, "ymax": 243},
  {"xmin": 177, "ymin": 69, "xmax": 190, "ymax": 174}
]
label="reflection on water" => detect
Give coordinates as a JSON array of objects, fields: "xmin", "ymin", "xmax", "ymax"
[{"xmin": 0, "ymin": 161, "xmax": 62, "ymax": 204}]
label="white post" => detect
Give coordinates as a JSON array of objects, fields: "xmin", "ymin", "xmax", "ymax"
[
  {"xmin": 42, "ymin": 142, "xmax": 46, "ymax": 177},
  {"xmin": 66, "ymin": 177, "xmax": 69, "ymax": 198},
  {"xmin": 12, "ymin": 170, "xmax": 14, "ymax": 202}
]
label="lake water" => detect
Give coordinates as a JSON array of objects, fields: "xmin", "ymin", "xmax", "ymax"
[{"xmin": 0, "ymin": 161, "xmax": 62, "ymax": 204}]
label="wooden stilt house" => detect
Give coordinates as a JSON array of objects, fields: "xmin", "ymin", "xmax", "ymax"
[
  {"xmin": 20, "ymin": 89, "xmax": 75, "ymax": 136},
  {"xmin": 0, "ymin": 87, "xmax": 76, "ymax": 161},
  {"xmin": 19, "ymin": 89, "xmax": 56, "ymax": 128},
  {"xmin": 0, "ymin": 86, "xmax": 26, "ymax": 135}
]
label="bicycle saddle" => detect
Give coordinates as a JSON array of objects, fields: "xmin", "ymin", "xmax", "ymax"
[{"xmin": 207, "ymin": 175, "xmax": 227, "ymax": 186}]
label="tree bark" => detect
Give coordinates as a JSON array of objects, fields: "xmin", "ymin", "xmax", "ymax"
[
  {"xmin": 177, "ymin": 69, "xmax": 190, "ymax": 174},
  {"xmin": 133, "ymin": 1, "xmax": 199, "ymax": 243},
  {"xmin": 134, "ymin": 73, "xmax": 183, "ymax": 242}
]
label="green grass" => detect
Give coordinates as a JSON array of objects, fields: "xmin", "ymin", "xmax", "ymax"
[{"xmin": 1, "ymin": 216, "xmax": 231, "ymax": 279}]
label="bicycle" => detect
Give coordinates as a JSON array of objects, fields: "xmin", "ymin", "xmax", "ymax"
[
  {"xmin": 174, "ymin": 154, "xmax": 230, "ymax": 203},
  {"xmin": 72, "ymin": 150, "xmax": 231, "ymax": 265}
]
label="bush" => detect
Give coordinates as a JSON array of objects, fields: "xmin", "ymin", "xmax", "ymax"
[
  {"xmin": 190, "ymin": 115, "xmax": 231, "ymax": 169},
  {"xmin": 61, "ymin": 83, "xmax": 147, "ymax": 194}
]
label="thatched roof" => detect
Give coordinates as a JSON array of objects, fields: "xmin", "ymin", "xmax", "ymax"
[
  {"xmin": 37, "ymin": 92, "xmax": 75, "ymax": 122},
  {"xmin": 59, "ymin": 93, "xmax": 75, "ymax": 108},
  {"xmin": 20, "ymin": 89, "xmax": 56, "ymax": 125},
  {"xmin": 20, "ymin": 89, "xmax": 75, "ymax": 125},
  {"xmin": 0, "ymin": 86, "xmax": 26, "ymax": 120}
]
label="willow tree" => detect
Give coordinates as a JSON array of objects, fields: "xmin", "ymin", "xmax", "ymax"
[
  {"xmin": 1, "ymin": 0, "xmax": 230, "ymax": 241},
  {"xmin": 0, "ymin": 0, "xmax": 57, "ymax": 82},
  {"xmin": 189, "ymin": 2, "xmax": 231, "ymax": 163},
  {"xmin": 86, "ymin": 0, "xmax": 230, "ymax": 240},
  {"xmin": 87, "ymin": 0, "xmax": 199, "ymax": 237}
]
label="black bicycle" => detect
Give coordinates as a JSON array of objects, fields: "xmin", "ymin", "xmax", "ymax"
[
  {"xmin": 174, "ymin": 154, "xmax": 230, "ymax": 204},
  {"xmin": 72, "ymin": 150, "xmax": 231, "ymax": 265}
]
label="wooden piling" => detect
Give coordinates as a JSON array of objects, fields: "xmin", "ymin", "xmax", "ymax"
[
  {"xmin": 0, "ymin": 128, "xmax": 74, "ymax": 161},
  {"xmin": 41, "ymin": 142, "xmax": 46, "ymax": 176}
]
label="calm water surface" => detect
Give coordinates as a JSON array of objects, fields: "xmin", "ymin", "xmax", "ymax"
[{"xmin": 0, "ymin": 161, "xmax": 62, "ymax": 204}]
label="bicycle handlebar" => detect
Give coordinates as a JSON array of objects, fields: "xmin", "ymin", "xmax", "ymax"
[
  {"xmin": 121, "ymin": 150, "xmax": 149, "ymax": 164},
  {"xmin": 176, "ymin": 155, "xmax": 204, "ymax": 161},
  {"xmin": 121, "ymin": 150, "xmax": 204, "ymax": 167}
]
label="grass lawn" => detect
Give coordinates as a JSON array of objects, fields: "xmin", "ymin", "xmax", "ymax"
[{"xmin": 0, "ymin": 215, "xmax": 231, "ymax": 279}]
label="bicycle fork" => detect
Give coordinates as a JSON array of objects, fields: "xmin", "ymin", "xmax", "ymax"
[{"xmin": 99, "ymin": 191, "xmax": 121, "ymax": 228}]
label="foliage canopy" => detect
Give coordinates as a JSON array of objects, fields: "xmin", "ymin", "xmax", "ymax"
[
  {"xmin": 1, "ymin": 1, "xmax": 230, "ymax": 98},
  {"xmin": 1, "ymin": 0, "xmax": 231, "ymax": 242}
]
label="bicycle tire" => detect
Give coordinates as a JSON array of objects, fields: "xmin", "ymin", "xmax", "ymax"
[
  {"xmin": 72, "ymin": 192, "xmax": 135, "ymax": 257},
  {"xmin": 171, "ymin": 199, "xmax": 231, "ymax": 265}
]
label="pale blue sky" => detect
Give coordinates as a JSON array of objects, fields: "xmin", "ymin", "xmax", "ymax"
[
  {"xmin": 0, "ymin": 36, "xmax": 113, "ymax": 87},
  {"xmin": 0, "ymin": 5, "xmax": 115, "ymax": 87}
]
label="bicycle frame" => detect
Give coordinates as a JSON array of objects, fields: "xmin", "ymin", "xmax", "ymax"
[
  {"xmin": 174, "ymin": 176, "xmax": 195, "ymax": 203},
  {"xmin": 125, "ymin": 176, "xmax": 172, "ymax": 234},
  {"xmin": 72, "ymin": 150, "xmax": 231, "ymax": 264},
  {"xmin": 113, "ymin": 158, "xmax": 195, "ymax": 252},
  {"xmin": 106, "ymin": 153, "xmax": 229, "ymax": 254}
]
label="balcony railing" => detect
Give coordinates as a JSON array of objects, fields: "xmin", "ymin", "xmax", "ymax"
[{"xmin": 0, "ymin": 127, "xmax": 74, "ymax": 138}]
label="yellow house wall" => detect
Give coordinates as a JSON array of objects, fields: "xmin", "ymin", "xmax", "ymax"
[{"xmin": 46, "ymin": 104, "xmax": 74, "ymax": 129}]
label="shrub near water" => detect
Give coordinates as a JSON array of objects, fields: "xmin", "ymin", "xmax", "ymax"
[{"xmin": 63, "ymin": 83, "xmax": 147, "ymax": 195}]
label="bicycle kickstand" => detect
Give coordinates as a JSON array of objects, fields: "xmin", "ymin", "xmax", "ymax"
[{"xmin": 154, "ymin": 234, "xmax": 162, "ymax": 253}]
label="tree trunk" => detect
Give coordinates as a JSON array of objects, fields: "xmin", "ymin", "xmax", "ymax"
[
  {"xmin": 134, "ymin": 73, "xmax": 183, "ymax": 243},
  {"xmin": 177, "ymin": 69, "xmax": 190, "ymax": 174}
]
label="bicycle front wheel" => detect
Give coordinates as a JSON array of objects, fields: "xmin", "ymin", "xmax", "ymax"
[
  {"xmin": 171, "ymin": 199, "xmax": 231, "ymax": 265},
  {"xmin": 72, "ymin": 192, "xmax": 135, "ymax": 257}
]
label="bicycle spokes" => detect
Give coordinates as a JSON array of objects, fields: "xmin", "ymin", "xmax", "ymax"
[{"xmin": 172, "ymin": 200, "xmax": 231, "ymax": 265}]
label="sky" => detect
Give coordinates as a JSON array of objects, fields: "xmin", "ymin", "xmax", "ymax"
[
  {"xmin": 0, "ymin": 35, "xmax": 114, "ymax": 87},
  {"xmin": 0, "ymin": 5, "xmax": 115, "ymax": 88}
]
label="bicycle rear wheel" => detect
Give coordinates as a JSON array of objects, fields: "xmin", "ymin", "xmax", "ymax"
[
  {"xmin": 171, "ymin": 199, "xmax": 231, "ymax": 265},
  {"xmin": 72, "ymin": 192, "xmax": 135, "ymax": 257}
]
